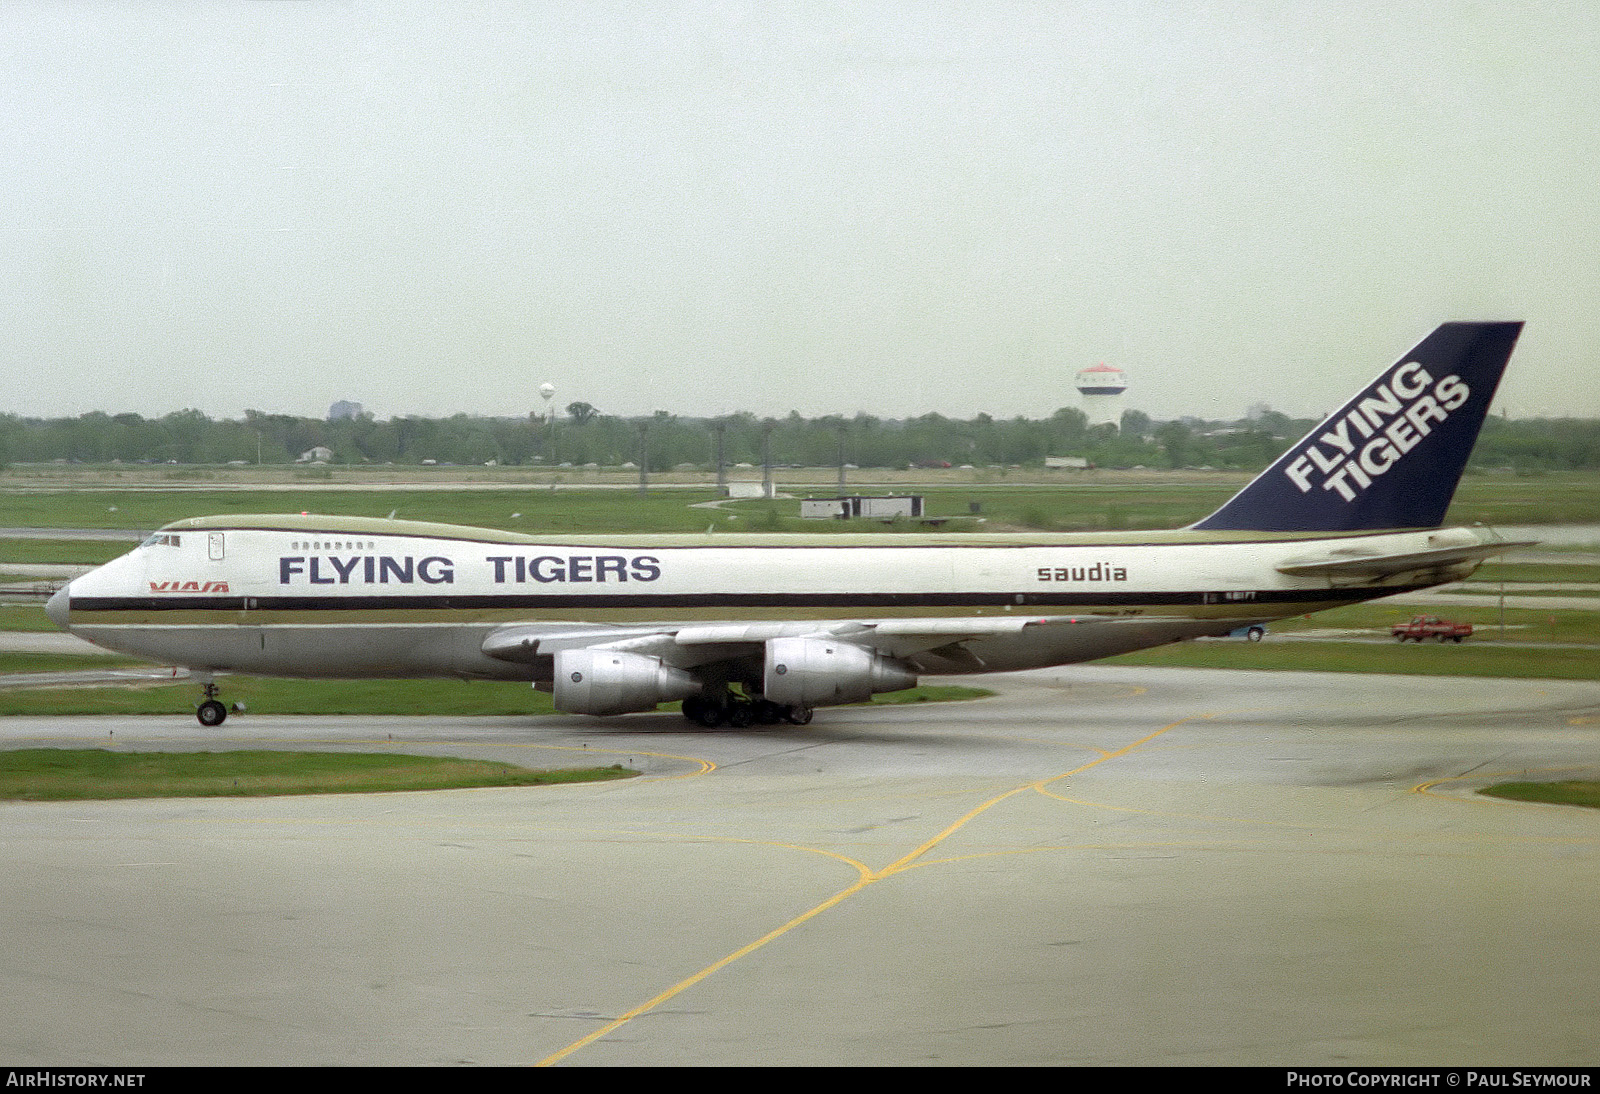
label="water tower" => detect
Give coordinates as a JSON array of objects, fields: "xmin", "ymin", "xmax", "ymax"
[
  {"xmin": 1075, "ymin": 363, "xmax": 1128, "ymax": 429},
  {"xmin": 539, "ymin": 382, "xmax": 555, "ymax": 423}
]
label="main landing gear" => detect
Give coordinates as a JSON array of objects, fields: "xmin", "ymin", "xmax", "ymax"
[{"xmin": 681, "ymin": 694, "xmax": 813, "ymax": 729}]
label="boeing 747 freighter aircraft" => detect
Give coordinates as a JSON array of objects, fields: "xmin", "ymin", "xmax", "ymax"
[{"xmin": 48, "ymin": 322, "xmax": 1526, "ymax": 727}]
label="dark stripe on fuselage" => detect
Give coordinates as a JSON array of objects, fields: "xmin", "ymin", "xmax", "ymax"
[{"xmin": 68, "ymin": 585, "xmax": 1423, "ymax": 615}]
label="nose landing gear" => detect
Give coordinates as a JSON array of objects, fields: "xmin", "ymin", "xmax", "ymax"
[{"xmin": 195, "ymin": 681, "xmax": 241, "ymax": 727}]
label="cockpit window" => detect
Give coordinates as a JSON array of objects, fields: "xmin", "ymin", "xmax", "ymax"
[{"xmin": 141, "ymin": 534, "xmax": 182, "ymax": 548}]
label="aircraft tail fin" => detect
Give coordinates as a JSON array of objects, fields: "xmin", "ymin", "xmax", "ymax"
[{"xmin": 1192, "ymin": 321, "xmax": 1522, "ymax": 532}]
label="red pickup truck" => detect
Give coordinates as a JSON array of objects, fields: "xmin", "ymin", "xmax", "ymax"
[{"xmin": 1391, "ymin": 616, "xmax": 1473, "ymax": 643}]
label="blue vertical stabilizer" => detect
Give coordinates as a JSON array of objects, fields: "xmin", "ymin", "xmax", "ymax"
[{"xmin": 1192, "ymin": 322, "xmax": 1522, "ymax": 533}]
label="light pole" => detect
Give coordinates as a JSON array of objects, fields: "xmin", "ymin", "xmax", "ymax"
[
  {"xmin": 762, "ymin": 420, "xmax": 774, "ymax": 499},
  {"xmin": 637, "ymin": 421, "xmax": 649, "ymax": 496},
  {"xmin": 836, "ymin": 422, "xmax": 848, "ymax": 494},
  {"xmin": 713, "ymin": 421, "xmax": 726, "ymax": 492}
]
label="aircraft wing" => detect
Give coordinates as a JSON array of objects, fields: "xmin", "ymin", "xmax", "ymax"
[{"xmin": 480, "ymin": 613, "xmax": 1182, "ymax": 674}]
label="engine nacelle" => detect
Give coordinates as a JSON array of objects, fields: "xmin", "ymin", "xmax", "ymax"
[
  {"xmin": 763, "ymin": 636, "xmax": 917, "ymax": 709},
  {"xmin": 553, "ymin": 648, "xmax": 700, "ymax": 716}
]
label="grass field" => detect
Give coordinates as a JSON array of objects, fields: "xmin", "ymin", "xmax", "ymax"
[
  {"xmin": 3, "ymin": 467, "xmax": 1599, "ymax": 532},
  {"xmin": 0, "ymin": 539, "xmax": 132, "ymax": 565},
  {"xmin": 1104, "ymin": 640, "xmax": 1600, "ymax": 680},
  {"xmin": 1478, "ymin": 781, "xmax": 1600, "ymax": 809},
  {"xmin": 0, "ymin": 651, "xmax": 147, "ymax": 674},
  {"xmin": 0, "ymin": 675, "xmax": 993, "ymax": 718},
  {"xmin": 0, "ymin": 748, "xmax": 635, "ymax": 800},
  {"xmin": 0, "ymin": 606, "xmax": 60, "ymax": 632},
  {"xmin": 1470, "ymin": 561, "xmax": 1600, "ymax": 584},
  {"xmin": 0, "ymin": 486, "xmax": 731, "ymax": 535},
  {"xmin": 1260, "ymin": 600, "xmax": 1600, "ymax": 644}
]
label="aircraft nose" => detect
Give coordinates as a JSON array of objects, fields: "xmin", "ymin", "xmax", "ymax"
[{"xmin": 45, "ymin": 582, "xmax": 71, "ymax": 629}]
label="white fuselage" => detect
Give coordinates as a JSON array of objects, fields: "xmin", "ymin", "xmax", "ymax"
[{"xmin": 54, "ymin": 516, "xmax": 1485, "ymax": 683}]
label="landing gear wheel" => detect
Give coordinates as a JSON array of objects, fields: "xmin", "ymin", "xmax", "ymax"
[
  {"xmin": 754, "ymin": 699, "xmax": 784, "ymax": 725},
  {"xmin": 197, "ymin": 699, "xmax": 227, "ymax": 727},
  {"xmin": 785, "ymin": 705, "xmax": 813, "ymax": 726},
  {"xmin": 725, "ymin": 700, "xmax": 756, "ymax": 728},
  {"xmin": 682, "ymin": 696, "xmax": 725, "ymax": 729}
]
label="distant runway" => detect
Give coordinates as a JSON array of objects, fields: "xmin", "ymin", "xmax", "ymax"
[{"xmin": 2, "ymin": 666, "xmax": 1599, "ymax": 1066}]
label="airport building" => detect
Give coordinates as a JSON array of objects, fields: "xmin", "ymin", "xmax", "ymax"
[{"xmin": 801, "ymin": 495, "xmax": 924, "ymax": 520}]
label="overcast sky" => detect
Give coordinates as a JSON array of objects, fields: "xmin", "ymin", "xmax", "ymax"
[{"xmin": 2, "ymin": 1, "xmax": 1596, "ymax": 424}]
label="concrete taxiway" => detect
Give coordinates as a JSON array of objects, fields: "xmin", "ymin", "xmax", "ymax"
[{"xmin": 2, "ymin": 665, "xmax": 1598, "ymax": 1066}]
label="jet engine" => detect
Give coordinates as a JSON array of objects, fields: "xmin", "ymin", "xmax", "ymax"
[
  {"xmin": 553, "ymin": 648, "xmax": 700, "ymax": 716},
  {"xmin": 762, "ymin": 636, "xmax": 916, "ymax": 708}
]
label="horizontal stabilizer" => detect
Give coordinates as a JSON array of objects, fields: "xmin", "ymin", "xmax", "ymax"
[{"xmin": 1276, "ymin": 539, "xmax": 1536, "ymax": 579}]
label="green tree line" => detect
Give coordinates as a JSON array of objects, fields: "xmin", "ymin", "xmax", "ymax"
[{"xmin": 0, "ymin": 405, "xmax": 1596, "ymax": 474}]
